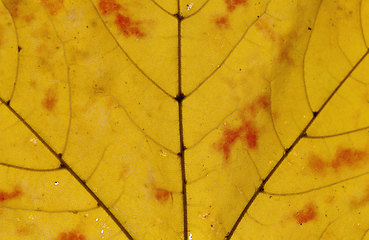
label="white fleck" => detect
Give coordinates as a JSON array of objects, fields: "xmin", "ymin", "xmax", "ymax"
[
  {"xmin": 96, "ymin": 218, "xmax": 99, "ymax": 222},
  {"xmin": 101, "ymin": 230, "xmax": 104, "ymax": 233},
  {"xmin": 54, "ymin": 181, "xmax": 59, "ymax": 185},
  {"xmin": 159, "ymin": 149, "xmax": 167, "ymax": 157},
  {"xmin": 187, "ymin": 3, "xmax": 193, "ymax": 11},
  {"xmin": 30, "ymin": 138, "xmax": 37, "ymax": 144},
  {"xmin": 189, "ymin": 233, "xmax": 193, "ymax": 240}
]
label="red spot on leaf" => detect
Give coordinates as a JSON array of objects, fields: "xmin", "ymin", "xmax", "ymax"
[
  {"xmin": 257, "ymin": 95, "xmax": 269, "ymax": 109},
  {"xmin": 98, "ymin": 0, "xmax": 121, "ymax": 15},
  {"xmin": 23, "ymin": 14, "xmax": 35, "ymax": 23},
  {"xmin": 248, "ymin": 95, "xmax": 269, "ymax": 115},
  {"xmin": 154, "ymin": 188, "xmax": 171, "ymax": 204},
  {"xmin": 16, "ymin": 225, "xmax": 32, "ymax": 236},
  {"xmin": 225, "ymin": 0, "xmax": 247, "ymax": 12},
  {"xmin": 255, "ymin": 19, "xmax": 277, "ymax": 42},
  {"xmin": 0, "ymin": 186, "xmax": 22, "ymax": 202},
  {"xmin": 243, "ymin": 121, "xmax": 258, "ymax": 148},
  {"xmin": 115, "ymin": 13, "xmax": 145, "ymax": 38},
  {"xmin": 308, "ymin": 147, "xmax": 368, "ymax": 175},
  {"xmin": 216, "ymin": 95, "xmax": 268, "ymax": 162},
  {"xmin": 255, "ymin": 19, "xmax": 297, "ymax": 65},
  {"xmin": 308, "ymin": 154, "xmax": 329, "ymax": 174},
  {"xmin": 294, "ymin": 202, "xmax": 317, "ymax": 225},
  {"xmin": 41, "ymin": 0, "xmax": 64, "ymax": 16},
  {"xmin": 57, "ymin": 231, "xmax": 86, "ymax": 240},
  {"xmin": 220, "ymin": 127, "xmax": 243, "ymax": 160},
  {"xmin": 332, "ymin": 148, "xmax": 367, "ymax": 170},
  {"xmin": 214, "ymin": 16, "xmax": 230, "ymax": 28},
  {"xmin": 42, "ymin": 87, "xmax": 57, "ymax": 112}
]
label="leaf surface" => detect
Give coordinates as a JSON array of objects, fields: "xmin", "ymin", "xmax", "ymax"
[{"xmin": 0, "ymin": 0, "xmax": 369, "ymax": 239}]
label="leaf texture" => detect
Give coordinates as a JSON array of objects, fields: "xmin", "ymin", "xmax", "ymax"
[{"xmin": 0, "ymin": 0, "xmax": 368, "ymax": 239}]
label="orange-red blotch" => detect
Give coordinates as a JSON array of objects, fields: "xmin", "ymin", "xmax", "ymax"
[
  {"xmin": 255, "ymin": 19, "xmax": 277, "ymax": 42},
  {"xmin": 242, "ymin": 121, "xmax": 258, "ymax": 149},
  {"xmin": 214, "ymin": 16, "xmax": 230, "ymax": 29},
  {"xmin": 308, "ymin": 147, "xmax": 368, "ymax": 175},
  {"xmin": 98, "ymin": 0, "xmax": 122, "ymax": 15},
  {"xmin": 0, "ymin": 186, "xmax": 22, "ymax": 202},
  {"xmin": 332, "ymin": 147, "xmax": 367, "ymax": 170},
  {"xmin": 115, "ymin": 13, "xmax": 145, "ymax": 38},
  {"xmin": 41, "ymin": 0, "xmax": 64, "ymax": 16},
  {"xmin": 154, "ymin": 188, "xmax": 171, "ymax": 204},
  {"xmin": 57, "ymin": 231, "xmax": 86, "ymax": 240},
  {"xmin": 42, "ymin": 87, "xmax": 58, "ymax": 112},
  {"xmin": 294, "ymin": 202, "xmax": 317, "ymax": 225},
  {"xmin": 248, "ymin": 95, "xmax": 269, "ymax": 115},
  {"xmin": 217, "ymin": 117, "xmax": 259, "ymax": 162},
  {"xmin": 23, "ymin": 14, "xmax": 35, "ymax": 23},
  {"xmin": 225, "ymin": 0, "xmax": 247, "ymax": 12},
  {"xmin": 308, "ymin": 154, "xmax": 329, "ymax": 174},
  {"xmin": 216, "ymin": 95, "xmax": 269, "ymax": 162}
]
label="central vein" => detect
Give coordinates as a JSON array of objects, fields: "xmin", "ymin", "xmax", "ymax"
[{"xmin": 175, "ymin": 1, "xmax": 188, "ymax": 239}]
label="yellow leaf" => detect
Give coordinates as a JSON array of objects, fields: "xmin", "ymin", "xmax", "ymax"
[{"xmin": 0, "ymin": 0, "xmax": 368, "ymax": 239}]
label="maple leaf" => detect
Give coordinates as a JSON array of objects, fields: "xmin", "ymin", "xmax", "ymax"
[{"xmin": 0, "ymin": 0, "xmax": 368, "ymax": 239}]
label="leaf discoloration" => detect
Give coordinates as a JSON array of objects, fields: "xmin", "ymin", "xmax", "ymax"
[
  {"xmin": 293, "ymin": 202, "xmax": 317, "ymax": 225},
  {"xmin": 56, "ymin": 231, "xmax": 86, "ymax": 240},
  {"xmin": 42, "ymin": 87, "xmax": 58, "ymax": 112},
  {"xmin": 0, "ymin": 186, "xmax": 22, "ymax": 202},
  {"xmin": 225, "ymin": 0, "xmax": 248, "ymax": 12},
  {"xmin": 41, "ymin": 0, "xmax": 64, "ymax": 16},
  {"xmin": 308, "ymin": 147, "xmax": 368, "ymax": 175}
]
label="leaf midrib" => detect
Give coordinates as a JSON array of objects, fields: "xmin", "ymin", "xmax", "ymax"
[{"xmin": 3, "ymin": 1, "xmax": 368, "ymax": 239}]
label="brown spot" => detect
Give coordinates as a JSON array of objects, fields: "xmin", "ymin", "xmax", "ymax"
[
  {"xmin": 42, "ymin": 87, "xmax": 57, "ymax": 112},
  {"xmin": 225, "ymin": 0, "xmax": 247, "ymax": 12},
  {"xmin": 41, "ymin": 0, "xmax": 64, "ymax": 16},
  {"xmin": 293, "ymin": 202, "xmax": 317, "ymax": 225},
  {"xmin": 56, "ymin": 231, "xmax": 86, "ymax": 240},
  {"xmin": 115, "ymin": 13, "xmax": 145, "ymax": 38},
  {"xmin": 119, "ymin": 163, "xmax": 129, "ymax": 180},
  {"xmin": 214, "ymin": 16, "xmax": 230, "ymax": 29},
  {"xmin": 154, "ymin": 188, "xmax": 171, "ymax": 204},
  {"xmin": 0, "ymin": 186, "xmax": 22, "ymax": 202},
  {"xmin": 98, "ymin": 0, "xmax": 122, "ymax": 15}
]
